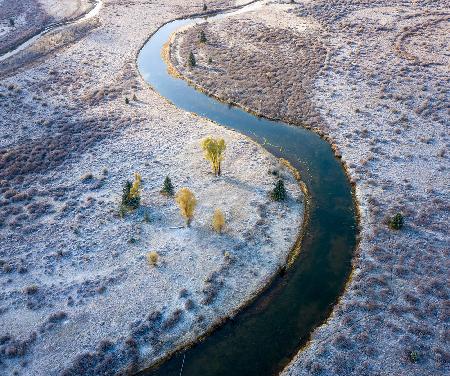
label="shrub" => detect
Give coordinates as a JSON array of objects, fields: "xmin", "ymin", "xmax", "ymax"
[
  {"xmin": 203, "ymin": 3, "xmax": 207, "ymax": 11},
  {"xmin": 409, "ymin": 350, "xmax": 419, "ymax": 363},
  {"xmin": 175, "ymin": 188, "xmax": 197, "ymax": 227},
  {"xmin": 200, "ymin": 30, "xmax": 207, "ymax": 43},
  {"xmin": 9, "ymin": 19, "xmax": 14, "ymax": 27},
  {"xmin": 121, "ymin": 173, "xmax": 141, "ymax": 211},
  {"xmin": 271, "ymin": 179, "xmax": 287, "ymax": 201},
  {"xmin": 388, "ymin": 213, "xmax": 404, "ymax": 230},
  {"xmin": 125, "ymin": 97, "xmax": 130, "ymax": 104},
  {"xmin": 161, "ymin": 176, "xmax": 174, "ymax": 196},
  {"xmin": 188, "ymin": 52, "xmax": 196, "ymax": 67},
  {"xmin": 201, "ymin": 137, "xmax": 226, "ymax": 176},
  {"xmin": 147, "ymin": 251, "xmax": 158, "ymax": 266},
  {"xmin": 208, "ymin": 57, "xmax": 212, "ymax": 64},
  {"xmin": 132, "ymin": 94, "xmax": 137, "ymax": 101},
  {"xmin": 212, "ymin": 208, "xmax": 225, "ymax": 233}
]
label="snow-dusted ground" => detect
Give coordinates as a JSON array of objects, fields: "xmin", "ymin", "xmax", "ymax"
[
  {"xmin": 169, "ymin": 0, "xmax": 449, "ymax": 375},
  {"xmin": 0, "ymin": 0, "xmax": 94, "ymax": 54},
  {"xmin": 0, "ymin": 0, "xmax": 304, "ymax": 375}
]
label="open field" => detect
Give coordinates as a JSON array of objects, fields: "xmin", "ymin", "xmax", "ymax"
[
  {"xmin": 169, "ymin": 0, "xmax": 450, "ymax": 375},
  {"xmin": 0, "ymin": 1, "xmax": 304, "ymax": 375}
]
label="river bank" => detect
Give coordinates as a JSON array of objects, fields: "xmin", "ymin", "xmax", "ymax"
[
  {"xmin": 0, "ymin": 1, "xmax": 304, "ymax": 375},
  {"xmin": 168, "ymin": 1, "xmax": 449, "ymax": 375}
]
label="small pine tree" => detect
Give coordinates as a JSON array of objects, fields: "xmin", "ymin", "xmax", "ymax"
[
  {"xmin": 161, "ymin": 176, "xmax": 174, "ymax": 196},
  {"xmin": 9, "ymin": 18, "xmax": 15, "ymax": 27},
  {"xmin": 122, "ymin": 180, "xmax": 132, "ymax": 205},
  {"xmin": 203, "ymin": 3, "xmax": 207, "ymax": 11},
  {"xmin": 188, "ymin": 52, "xmax": 196, "ymax": 67},
  {"xmin": 212, "ymin": 208, "xmax": 225, "ymax": 233},
  {"xmin": 388, "ymin": 213, "xmax": 404, "ymax": 230},
  {"xmin": 201, "ymin": 137, "xmax": 226, "ymax": 176},
  {"xmin": 175, "ymin": 188, "xmax": 197, "ymax": 227},
  {"xmin": 125, "ymin": 97, "xmax": 130, "ymax": 104},
  {"xmin": 199, "ymin": 30, "xmax": 207, "ymax": 43},
  {"xmin": 271, "ymin": 179, "xmax": 287, "ymax": 201},
  {"xmin": 133, "ymin": 94, "xmax": 137, "ymax": 101},
  {"xmin": 208, "ymin": 57, "xmax": 213, "ymax": 64},
  {"xmin": 121, "ymin": 173, "xmax": 141, "ymax": 210}
]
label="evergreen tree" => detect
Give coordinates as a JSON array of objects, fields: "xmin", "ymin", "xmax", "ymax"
[
  {"xmin": 203, "ymin": 3, "xmax": 207, "ymax": 11},
  {"xmin": 122, "ymin": 181, "xmax": 132, "ymax": 206},
  {"xmin": 161, "ymin": 176, "xmax": 174, "ymax": 196},
  {"xmin": 200, "ymin": 30, "xmax": 207, "ymax": 43},
  {"xmin": 388, "ymin": 213, "xmax": 404, "ymax": 230},
  {"xmin": 188, "ymin": 52, "xmax": 196, "ymax": 67},
  {"xmin": 121, "ymin": 173, "xmax": 141, "ymax": 210},
  {"xmin": 271, "ymin": 179, "xmax": 287, "ymax": 201}
]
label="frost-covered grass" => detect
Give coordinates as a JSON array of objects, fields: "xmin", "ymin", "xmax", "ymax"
[
  {"xmin": 169, "ymin": 0, "xmax": 450, "ymax": 375},
  {"xmin": 0, "ymin": 0, "xmax": 304, "ymax": 375},
  {"xmin": 0, "ymin": 0, "xmax": 94, "ymax": 54}
]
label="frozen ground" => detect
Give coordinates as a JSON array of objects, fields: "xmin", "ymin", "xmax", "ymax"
[
  {"xmin": 0, "ymin": 0, "xmax": 95, "ymax": 54},
  {"xmin": 169, "ymin": 0, "xmax": 450, "ymax": 375},
  {"xmin": 0, "ymin": 0, "xmax": 304, "ymax": 375}
]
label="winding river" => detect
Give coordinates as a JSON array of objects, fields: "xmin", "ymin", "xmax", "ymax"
[
  {"xmin": 0, "ymin": 1, "xmax": 358, "ymax": 374},
  {"xmin": 137, "ymin": 3, "xmax": 358, "ymax": 376}
]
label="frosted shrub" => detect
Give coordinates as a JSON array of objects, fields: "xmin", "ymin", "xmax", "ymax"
[
  {"xmin": 212, "ymin": 208, "xmax": 225, "ymax": 233},
  {"xmin": 147, "ymin": 251, "xmax": 158, "ymax": 266},
  {"xmin": 175, "ymin": 188, "xmax": 197, "ymax": 227},
  {"xmin": 201, "ymin": 137, "xmax": 226, "ymax": 176}
]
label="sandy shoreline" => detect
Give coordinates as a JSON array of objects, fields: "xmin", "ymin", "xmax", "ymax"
[{"xmin": 0, "ymin": 1, "xmax": 305, "ymax": 375}]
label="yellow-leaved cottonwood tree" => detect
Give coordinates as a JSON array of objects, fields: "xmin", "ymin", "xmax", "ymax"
[
  {"xmin": 212, "ymin": 208, "xmax": 225, "ymax": 233},
  {"xmin": 130, "ymin": 173, "xmax": 142, "ymax": 199},
  {"xmin": 175, "ymin": 188, "xmax": 197, "ymax": 227},
  {"xmin": 201, "ymin": 137, "xmax": 226, "ymax": 176}
]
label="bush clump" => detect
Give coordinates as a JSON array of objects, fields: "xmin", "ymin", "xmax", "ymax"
[
  {"xmin": 271, "ymin": 179, "xmax": 287, "ymax": 201},
  {"xmin": 388, "ymin": 212, "xmax": 404, "ymax": 230},
  {"xmin": 201, "ymin": 137, "xmax": 226, "ymax": 176},
  {"xmin": 161, "ymin": 176, "xmax": 174, "ymax": 196},
  {"xmin": 408, "ymin": 350, "xmax": 419, "ymax": 363},
  {"xmin": 175, "ymin": 188, "xmax": 197, "ymax": 227},
  {"xmin": 147, "ymin": 251, "xmax": 158, "ymax": 266},
  {"xmin": 212, "ymin": 208, "xmax": 225, "ymax": 233},
  {"xmin": 120, "ymin": 173, "xmax": 141, "ymax": 213}
]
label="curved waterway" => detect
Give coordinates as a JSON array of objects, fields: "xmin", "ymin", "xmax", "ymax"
[{"xmin": 137, "ymin": 3, "xmax": 358, "ymax": 376}]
